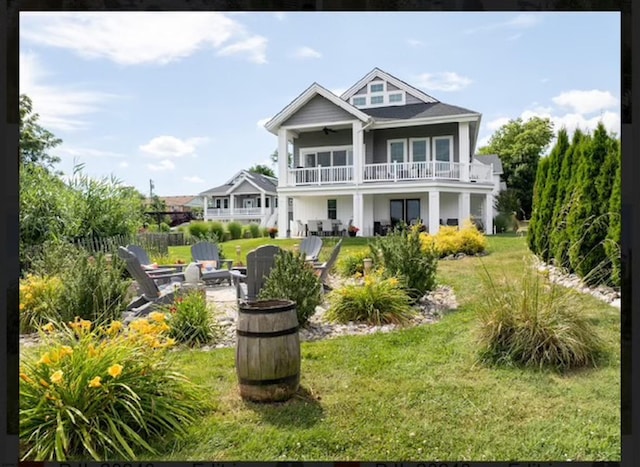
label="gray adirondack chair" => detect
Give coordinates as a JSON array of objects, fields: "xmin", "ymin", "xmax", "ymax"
[
  {"xmin": 313, "ymin": 239, "xmax": 342, "ymax": 291},
  {"xmin": 190, "ymin": 241, "xmax": 233, "ymax": 285},
  {"xmin": 126, "ymin": 244, "xmax": 184, "ymax": 277},
  {"xmin": 229, "ymin": 245, "xmax": 281, "ymax": 302},
  {"xmin": 117, "ymin": 246, "xmax": 184, "ymax": 321},
  {"xmin": 299, "ymin": 235, "xmax": 323, "ymax": 261}
]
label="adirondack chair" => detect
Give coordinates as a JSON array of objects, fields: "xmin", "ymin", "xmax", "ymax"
[
  {"xmin": 126, "ymin": 244, "xmax": 184, "ymax": 278},
  {"xmin": 191, "ymin": 241, "xmax": 234, "ymax": 285},
  {"xmin": 299, "ymin": 235, "xmax": 323, "ymax": 262},
  {"xmin": 229, "ymin": 245, "xmax": 281, "ymax": 302},
  {"xmin": 313, "ymin": 239, "xmax": 342, "ymax": 291},
  {"xmin": 512, "ymin": 212, "xmax": 530, "ymax": 236},
  {"xmin": 117, "ymin": 246, "xmax": 185, "ymax": 321}
]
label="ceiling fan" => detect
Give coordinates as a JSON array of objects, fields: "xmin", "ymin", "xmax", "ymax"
[{"xmin": 322, "ymin": 126, "xmax": 337, "ymax": 135}]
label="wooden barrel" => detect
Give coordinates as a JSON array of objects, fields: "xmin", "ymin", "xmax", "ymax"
[{"xmin": 236, "ymin": 299, "xmax": 300, "ymax": 402}]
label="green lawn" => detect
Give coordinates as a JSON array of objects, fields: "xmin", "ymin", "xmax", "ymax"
[{"xmin": 154, "ymin": 234, "xmax": 620, "ymax": 461}]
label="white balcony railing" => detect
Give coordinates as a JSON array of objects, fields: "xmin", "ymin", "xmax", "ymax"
[
  {"xmin": 289, "ymin": 165, "xmax": 354, "ymax": 185},
  {"xmin": 206, "ymin": 207, "xmax": 264, "ymax": 217},
  {"xmin": 363, "ymin": 161, "xmax": 493, "ymax": 183}
]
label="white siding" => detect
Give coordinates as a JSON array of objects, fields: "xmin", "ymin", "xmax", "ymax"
[
  {"xmin": 439, "ymin": 193, "xmax": 459, "ymax": 222},
  {"xmin": 292, "ymin": 195, "xmax": 353, "ymax": 224}
]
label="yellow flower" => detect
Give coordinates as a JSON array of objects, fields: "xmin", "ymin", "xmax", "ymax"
[
  {"xmin": 39, "ymin": 378, "xmax": 50, "ymax": 388},
  {"xmin": 164, "ymin": 338, "xmax": 176, "ymax": 348},
  {"xmin": 50, "ymin": 370, "xmax": 63, "ymax": 385},
  {"xmin": 80, "ymin": 319, "xmax": 92, "ymax": 331},
  {"xmin": 148, "ymin": 312, "xmax": 166, "ymax": 323},
  {"xmin": 19, "ymin": 303, "xmax": 25, "ymax": 311},
  {"xmin": 107, "ymin": 321, "xmax": 123, "ymax": 335},
  {"xmin": 151, "ymin": 339, "xmax": 162, "ymax": 348},
  {"xmin": 38, "ymin": 352, "xmax": 52, "ymax": 365},
  {"xmin": 59, "ymin": 346, "xmax": 73, "ymax": 357},
  {"xmin": 88, "ymin": 376, "xmax": 102, "ymax": 388},
  {"xmin": 108, "ymin": 364, "xmax": 123, "ymax": 378},
  {"xmin": 41, "ymin": 322, "xmax": 55, "ymax": 333},
  {"xmin": 388, "ymin": 278, "xmax": 399, "ymax": 287},
  {"xmin": 20, "ymin": 373, "xmax": 34, "ymax": 384},
  {"xmin": 87, "ymin": 343, "xmax": 98, "ymax": 357}
]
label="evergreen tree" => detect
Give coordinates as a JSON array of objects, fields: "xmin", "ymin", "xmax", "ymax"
[
  {"xmin": 527, "ymin": 156, "xmax": 549, "ymax": 254},
  {"xmin": 567, "ymin": 123, "xmax": 613, "ymax": 285},
  {"xmin": 605, "ymin": 147, "xmax": 621, "ymax": 286},
  {"xmin": 551, "ymin": 130, "xmax": 586, "ymax": 270},
  {"xmin": 534, "ymin": 128, "xmax": 570, "ymax": 260}
]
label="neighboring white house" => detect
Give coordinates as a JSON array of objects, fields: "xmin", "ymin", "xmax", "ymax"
[
  {"xmin": 264, "ymin": 67, "xmax": 505, "ymax": 238},
  {"xmin": 196, "ymin": 170, "xmax": 279, "ymax": 227}
]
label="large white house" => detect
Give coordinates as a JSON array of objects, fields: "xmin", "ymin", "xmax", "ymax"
[{"xmin": 265, "ymin": 68, "xmax": 504, "ymax": 238}]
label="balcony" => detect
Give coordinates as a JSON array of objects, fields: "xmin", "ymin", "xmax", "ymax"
[
  {"xmin": 206, "ymin": 207, "xmax": 264, "ymax": 218},
  {"xmin": 289, "ymin": 165, "xmax": 354, "ymax": 186}
]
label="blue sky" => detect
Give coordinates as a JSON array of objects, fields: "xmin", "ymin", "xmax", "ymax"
[{"xmin": 19, "ymin": 11, "xmax": 620, "ymax": 197}]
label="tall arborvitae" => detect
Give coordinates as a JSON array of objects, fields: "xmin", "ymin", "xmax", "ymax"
[
  {"xmin": 567, "ymin": 122, "xmax": 613, "ymax": 285},
  {"xmin": 534, "ymin": 128, "xmax": 570, "ymax": 260},
  {"xmin": 527, "ymin": 156, "xmax": 549, "ymax": 254},
  {"xmin": 604, "ymin": 139, "xmax": 621, "ymax": 286},
  {"xmin": 551, "ymin": 129, "xmax": 586, "ymax": 270}
]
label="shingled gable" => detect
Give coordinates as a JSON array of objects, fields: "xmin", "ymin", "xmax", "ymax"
[
  {"xmin": 341, "ymin": 67, "xmax": 439, "ymax": 104},
  {"xmin": 198, "ymin": 170, "xmax": 277, "ymax": 197},
  {"xmin": 264, "ymin": 82, "xmax": 372, "ymax": 135}
]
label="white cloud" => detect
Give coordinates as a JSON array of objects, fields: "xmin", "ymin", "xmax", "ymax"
[
  {"xmin": 551, "ymin": 89, "xmax": 619, "ymax": 115},
  {"xmin": 476, "ymin": 135, "xmax": 491, "ymax": 148},
  {"xmin": 486, "ymin": 117, "xmax": 511, "ymax": 132},
  {"xmin": 147, "ymin": 159, "xmax": 175, "ymax": 172},
  {"xmin": 57, "ymin": 147, "xmax": 126, "ymax": 158},
  {"xmin": 414, "ymin": 72, "xmax": 472, "ymax": 92},
  {"xmin": 256, "ymin": 117, "xmax": 271, "ymax": 128},
  {"xmin": 139, "ymin": 136, "xmax": 209, "ymax": 158},
  {"xmin": 217, "ymin": 36, "xmax": 268, "ymax": 64},
  {"xmin": 465, "ymin": 13, "xmax": 540, "ymax": 34},
  {"xmin": 119, "ymin": 161, "xmax": 129, "ymax": 168},
  {"xmin": 21, "ymin": 12, "xmax": 267, "ymax": 65},
  {"xmin": 407, "ymin": 39, "xmax": 424, "ymax": 47},
  {"xmin": 183, "ymin": 176, "xmax": 204, "ymax": 183},
  {"xmin": 20, "ymin": 51, "xmax": 117, "ymax": 131},
  {"xmin": 293, "ymin": 46, "xmax": 322, "ymax": 59}
]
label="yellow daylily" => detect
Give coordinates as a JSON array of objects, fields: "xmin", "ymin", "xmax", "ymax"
[
  {"xmin": 108, "ymin": 364, "xmax": 123, "ymax": 378},
  {"xmin": 41, "ymin": 323, "xmax": 55, "ymax": 333},
  {"xmin": 107, "ymin": 321, "xmax": 123, "ymax": 335},
  {"xmin": 88, "ymin": 376, "xmax": 102, "ymax": 388},
  {"xmin": 20, "ymin": 373, "xmax": 34, "ymax": 384},
  {"xmin": 148, "ymin": 312, "xmax": 166, "ymax": 323},
  {"xmin": 50, "ymin": 370, "xmax": 64, "ymax": 385},
  {"xmin": 38, "ymin": 352, "xmax": 52, "ymax": 366}
]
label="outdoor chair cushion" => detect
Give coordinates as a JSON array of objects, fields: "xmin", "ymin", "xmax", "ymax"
[{"xmin": 198, "ymin": 260, "xmax": 219, "ymax": 273}]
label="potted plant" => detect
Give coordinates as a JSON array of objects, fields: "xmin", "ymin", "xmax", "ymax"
[
  {"xmin": 348, "ymin": 225, "xmax": 359, "ymax": 237},
  {"xmin": 268, "ymin": 227, "xmax": 278, "ymax": 238}
]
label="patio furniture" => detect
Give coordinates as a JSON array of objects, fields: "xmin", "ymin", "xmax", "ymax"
[
  {"xmin": 191, "ymin": 241, "xmax": 234, "ymax": 270},
  {"xmin": 125, "ymin": 244, "xmax": 185, "ymax": 275},
  {"xmin": 307, "ymin": 220, "xmax": 320, "ymax": 236},
  {"xmin": 319, "ymin": 219, "xmax": 334, "ymax": 237},
  {"xmin": 299, "ymin": 235, "xmax": 323, "ymax": 262},
  {"xmin": 446, "ymin": 218, "xmax": 459, "ymax": 227},
  {"xmin": 296, "ymin": 220, "xmax": 305, "ymax": 237},
  {"xmin": 313, "ymin": 239, "xmax": 342, "ymax": 291},
  {"xmin": 117, "ymin": 246, "xmax": 186, "ymax": 321},
  {"xmin": 229, "ymin": 245, "xmax": 281, "ymax": 302}
]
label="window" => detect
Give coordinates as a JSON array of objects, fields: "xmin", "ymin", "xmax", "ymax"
[
  {"xmin": 333, "ymin": 150, "xmax": 347, "ymax": 166},
  {"xmin": 410, "ymin": 138, "xmax": 429, "ymax": 162},
  {"xmin": 389, "ymin": 93, "xmax": 403, "ymax": 103},
  {"xmin": 390, "ymin": 199, "xmax": 421, "ymax": 227},
  {"xmin": 328, "ymin": 199, "xmax": 337, "ymax": 220},
  {"xmin": 317, "ymin": 151, "xmax": 331, "ymax": 167},
  {"xmin": 223, "ymin": 199, "xmax": 228, "ymax": 209},
  {"xmin": 370, "ymin": 95, "xmax": 384, "ymax": 105},
  {"xmin": 433, "ymin": 136, "xmax": 453, "ymax": 162},
  {"xmin": 305, "ymin": 153, "xmax": 316, "ymax": 167},
  {"xmin": 352, "ymin": 96, "xmax": 366, "ymax": 106},
  {"xmin": 266, "ymin": 197, "xmax": 270, "ymax": 208},
  {"xmin": 215, "ymin": 199, "xmax": 221, "ymax": 209},
  {"xmin": 301, "ymin": 147, "xmax": 353, "ymax": 167},
  {"xmin": 388, "ymin": 140, "xmax": 406, "ymax": 163},
  {"xmin": 275, "ymin": 198, "xmax": 278, "ymax": 208},
  {"xmin": 370, "ymin": 82, "xmax": 385, "ymax": 93},
  {"xmin": 256, "ymin": 197, "xmax": 261, "ymax": 208}
]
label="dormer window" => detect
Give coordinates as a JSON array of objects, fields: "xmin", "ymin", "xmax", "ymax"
[
  {"xmin": 389, "ymin": 93, "xmax": 403, "ymax": 103},
  {"xmin": 352, "ymin": 96, "xmax": 366, "ymax": 106},
  {"xmin": 349, "ymin": 80, "xmax": 406, "ymax": 109},
  {"xmin": 370, "ymin": 95, "xmax": 384, "ymax": 105},
  {"xmin": 369, "ymin": 82, "xmax": 385, "ymax": 93}
]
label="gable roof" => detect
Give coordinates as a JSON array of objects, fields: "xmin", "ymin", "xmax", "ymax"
[
  {"xmin": 361, "ymin": 102, "xmax": 480, "ymax": 121},
  {"xmin": 198, "ymin": 170, "xmax": 278, "ymax": 196},
  {"xmin": 264, "ymin": 82, "xmax": 372, "ymax": 134},
  {"xmin": 341, "ymin": 67, "xmax": 439, "ymax": 104},
  {"xmin": 473, "ymin": 154, "xmax": 503, "ymax": 174}
]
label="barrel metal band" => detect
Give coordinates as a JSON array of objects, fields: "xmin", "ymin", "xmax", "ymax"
[
  {"xmin": 239, "ymin": 373, "xmax": 299, "ymax": 386},
  {"xmin": 239, "ymin": 303, "xmax": 297, "ymax": 314},
  {"xmin": 236, "ymin": 326, "xmax": 299, "ymax": 338}
]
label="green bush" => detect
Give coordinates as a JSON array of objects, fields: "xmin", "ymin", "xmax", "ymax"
[
  {"xmin": 248, "ymin": 223, "xmax": 261, "ymax": 238},
  {"xmin": 261, "ymin": 227, "xmax": 269, "ymax": 238},
  {"xmin": 19, "ymin": 275, "xmax": 65, "ymax": 334},
  {"xmin": 188, "ymin": 221, "xmax": 210, "ymax": 240},
  {"xmin": 227, "ymin": 222, "xmax": 243, "ymax": 240},
  {"xmin": 158, "ymin": 222, "xmax": 171, "ymax": 232},
  {"xmin": 373, "ymin": 224, "xmax": 438, "ymax": 301},
  {"xmin": 259, "ymin": 250, "xmax": 323, "ymax": 327},
  {"xmin": 419, "ymin": 221, "xmax": 487, "ymax": 257},
  {"xmin": 493, "ymin": 212, "xmax": 514, "ymax": 234},
  {"xmin": 163, "ymin": 290, "xmax": 219, "ymax": 347},
  {"xmin": 475, "ymin": 262, "xmax": 604, "ymax": 371},
  {"xmin": 337, "ymin": 249, "xmax": 377, "ymax": 277},
  {"xmin": 208, "ymin": 221, "xmax": 225, "ymax": 242},
  {"xmin": 326, "ymin": 272, "xmax": 415, "ymax": 325},
  {"xmin": 242, "ymin": 226, "xmax": 253, "ymax": 239},
  {"xmin": 19, "ymin": 317, "xmax": 205, "ymax": 460}
]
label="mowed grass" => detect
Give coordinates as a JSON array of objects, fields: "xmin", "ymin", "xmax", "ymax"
[{"xmin": 156, "ymin": 234, "xmax": 619, "ymax": 461}]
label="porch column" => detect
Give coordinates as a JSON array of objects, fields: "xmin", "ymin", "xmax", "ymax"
[
  {"xmin": 428, "ymin": 191, "xmax": 440, "ymax": 235},
  {"xmin": 458, "ymin": 191, "xmax": 471, "ymax": 225},
  {"xmin": 352, "ymin": 192, "xmax": 363, "ymax": 236},
  {"xmin": 202, "ymin": 196, "xmax": 208, "ymax": 221},
  {"xmin": 229, "ymin": 194, "xmax": 235, "ymax": 218},
  {"xmin": 458, "ymin": 121, "xmax": 470, "ymax": 181},
  {"xmin": 277, "ymin": 195, "xmax": 288, "ymax": 238},
  {"xmin": 278, "ymin": 128, "xmax": 289, "ymax": 187},
  {"xmin": 352, "ymin": 121, "xmax": 364, "ymax": 184},
  {"xmin": 484, "ymin": 192, "xmax": 494, "ymax": 235},
  {"xmin": 260, "ymin": 192, "xmax": 266, "ymax": 216}
]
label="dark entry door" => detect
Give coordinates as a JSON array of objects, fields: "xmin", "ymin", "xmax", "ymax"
[{"xmin": 390, "ymin": 198, "xmax": 421, "ymax": 227}]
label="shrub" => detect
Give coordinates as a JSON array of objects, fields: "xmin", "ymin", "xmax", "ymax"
[
  {"xmin": 19, "ymin": 317, "xmax": 205, "ymax": 460},
  {"xmin": 163, "ymin": 290, "xmax": 219, "ymax": 346},
  {"xmin": 326, "ymin": 272, "xmax": 415, "ymax": 325},
  {"xmin": 374, "ymin": 224, "xmax": 438, "ymax": 301},
  {"xmin": 475, "ymin": 261, "xmax": 604, "ymax": 371},
  {"xmin": 208, "ymin": 221, "xmax": 225, "ymax": 242},
  {"xmin": 337, "ymin": 249, "xmax": 377, "ymax": 277},
  {"xmin": 493, "ymin": 212, "xmax": 514, "ymax": 233},
  {"xmin": 158, "ymin": 222, "xmax": 171, "ymax": 232},
  {"xmin": 419, "ymin": 221, "xmax": 487, "ymax": 257},
  {"xmin": 258, "ymin": 250, "xmax": 323, "ymax": 326},
  {"xmin": 248, "ymin": 223, "xmax": 261, "ymax": 239},
  {"xmin": 432, "ymin": 226, "xmax": 460, "ymax": 257},
  {"xmin": 242, "ymin": 226, "xmax": 253, "ymax": 238},
  {"xmin": 188, "ymin": 221, "xmax": 210, "ymax": 240},
  {"xmin": 261, "ymin": 227, "xmax": 270, "ymax": 238},
  {"xmin": 456, "ymin": 219, "xmax": 488, "ymax": 255},
  {"xmin": 58, "ymin": 251, "xmax": 131, "ymax": 325},
  {"xmin": 227, "ymin": 222, "xmax": 243, "ymax": 240},
  {"xmin": 19, "ymin": 275, "xmax": 65, "ymax": 334}
]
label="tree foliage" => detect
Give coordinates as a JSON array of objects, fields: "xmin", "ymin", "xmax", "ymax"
[
  {"xmin": 478, "ymin": 117, "xmax": 554, "ymax": 219},
  {"xmin": 527, "ymin": 156, "xmax": 549, "ymax": 253},
  {"xmin": 248, "ymin": 164, "xmax": 276, "ymax": 178},
  {"xmin": 20, "ymin": 94, "xmax": 62, "ymax": 170},
  {"xmin": 605, "ymin": 152, "xmax": 621, "ymax": 286}
]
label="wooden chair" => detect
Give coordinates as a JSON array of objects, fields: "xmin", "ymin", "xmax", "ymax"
[
  {"xmin": 313, "ymin": 239, "xmax": 342, "ymax": 291},
  {"xmin": 126, "ymin": 244, "xmax": 184, "ymax": 276},
  {"xmin": 190, "ymin": 241, "xmax": 234, "ymax": 285},
  {"xmin": 229, "ymin": 245, "xmax": 282, "ymax": 302},
  {"xmin": 512, "ymin": 212, "xmax": 530, "ymax": 236},
  {"xmin": 299, "ymin": 236, "xmax": 323, "ymax": 261}
]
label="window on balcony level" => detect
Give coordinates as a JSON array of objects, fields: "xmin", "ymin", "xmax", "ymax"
[
  {"xmin": 433, "ymin": 136, "xmax": 453, "ymax": 162},
  {"xmin": 388, "ymin": 139, "xmax": 407, "ymax": 163}
]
